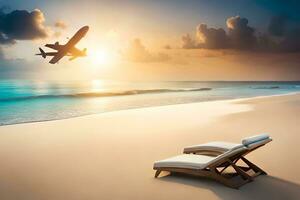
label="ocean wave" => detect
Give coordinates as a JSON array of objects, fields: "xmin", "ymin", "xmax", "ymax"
[
  {"xmin": 0, "ymin": 88, "xmax": 212, "ymax": 102},
  {"xmin": 252, "ymin": 86, "xmax": 280, "ymax": 89}
]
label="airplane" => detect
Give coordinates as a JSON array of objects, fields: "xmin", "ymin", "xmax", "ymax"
[{"xmin": 36, "ymin": 26, "xmax": 89, "ymax": 64}]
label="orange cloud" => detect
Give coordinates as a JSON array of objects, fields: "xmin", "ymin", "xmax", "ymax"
[
  {"xmin": 54, "ymin": 20, "xmax": 67, "ymax": 29},
  {"xmin": 123, "ymin": 38, "xmax": 170, "ymax": 63}
]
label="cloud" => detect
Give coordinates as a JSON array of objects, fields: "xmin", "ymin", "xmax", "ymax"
[
  {"xmin": 268, "ymin": 15, "xmax": 287, "ymax": 37},
  {"xmin": 182, "ymin": 33, "xmax": 197, "ymax": 49},
  {"xmin": 0, "ymin": 33, "xmax": 15, "ymax": 44},
  {"xmin": 181, "ymin": 15, "xmax": 300, "ymax": 52},
  {"xmin": 267, "ymin": 15, "xmax": 300, "ymax": 52},
  {"xmin": 123, "ymin": 38, "xmax": 170, "ymax": 63},
  {"xmin": 0, "ymin": 9, "xmax": 50, "ymax": 44},
  {"xmin": 196, "ymin": 23, "xmax": 228, "ymax": 49},
  {"xmin": 226, "ymin": 16, "xmax": 256, "ymax": 49},
  {"xmin": 182, "ymin": 16, "xmax": 256, "ymax": 50},
  {"xmin": 53, "ymin": 21, "xmax": 67, "ymax": 38},
  {"xmin": 54, "ymin": 20, "xmax": 67, "ymax": 29},
  {"xmin": 279, "ymin": 28, "xmax": 300, "ymax": 52},
  {"xmin": 0, "ymin": 47, "xmax": 5, "ymax": 59}
]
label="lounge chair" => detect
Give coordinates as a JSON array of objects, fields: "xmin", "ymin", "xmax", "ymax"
[{"xmin": 153, "ymin": 134, "xmax": 272, "ymax": 189}]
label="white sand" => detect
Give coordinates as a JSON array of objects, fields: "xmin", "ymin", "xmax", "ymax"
[{"xmin": 0, "ymin": 94, "xmax": 299, "ymax": 200}]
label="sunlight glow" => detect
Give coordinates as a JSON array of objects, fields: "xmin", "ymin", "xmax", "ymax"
[
  {"xmin": 91, "ymin": 79, "xmax": 105, "ymax": 92},
  {"xmin": 89, "ymin": 48, "xmax": 111, "ymax": 66}
]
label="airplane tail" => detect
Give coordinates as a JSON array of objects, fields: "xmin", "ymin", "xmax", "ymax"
[{"xmin": 35, "ymin": 48, "xmax": 46, "ymax": 58}]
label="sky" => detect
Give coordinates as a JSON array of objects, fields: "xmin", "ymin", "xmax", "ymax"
[{"xmin": 0, "ymin": 0, "xmax": 300, "ymax": 81}]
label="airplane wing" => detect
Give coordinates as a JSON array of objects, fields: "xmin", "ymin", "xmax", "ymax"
[
  {"xmin": 49, "ymin": 51, "xmax": 67, "ymax": 64},
  {"xmin": 45, "ymin": 44, "xmax": 61, "ymax": 50},
  {"xmin": 65, "ymin": 26, "xmax": 89, "ymax": 49},
  {"xmin": 69, "ymin": 47, "xmax": 82, "ymax": 55}
]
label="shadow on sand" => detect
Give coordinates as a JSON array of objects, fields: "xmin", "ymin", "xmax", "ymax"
[{"xmin": 159, "ymin": 173, "xmax": 300, "ymax": 200}]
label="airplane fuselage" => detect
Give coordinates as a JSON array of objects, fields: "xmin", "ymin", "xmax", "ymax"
[{"xmin": 65, "ymin": 26, "xmax": 89, "ymax": 49}]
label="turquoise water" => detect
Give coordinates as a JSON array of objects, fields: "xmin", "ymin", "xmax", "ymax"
[{"xmin": 0, "ymin": 80, "xmax": 300, "ymax": 125}]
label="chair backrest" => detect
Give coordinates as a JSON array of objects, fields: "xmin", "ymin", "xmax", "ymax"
[
  {"xmin": 205, "ymin": 146, "xmax": 247, "ymax": 168},
  {"xmin": 205, "ymin": 134, "xmax": 272, "ymax": 168}
]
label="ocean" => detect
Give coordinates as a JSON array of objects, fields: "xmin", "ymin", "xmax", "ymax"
[{"xmin": 0, "ymin": 80, "xmax": 299, "ymax": 126}]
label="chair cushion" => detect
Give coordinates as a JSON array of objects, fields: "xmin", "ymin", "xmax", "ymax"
[
  {"xmin": 154, "ymin": 154, "xmax": 216, "ymax": 170},
  {"xmin": 154, "ymin": 146, "xmax": 247, "ymax": 170},
  {"xmin": 184, "ymin": 142, "xmax": 243, "ymax": 153},
  {"xmin": 242, "ymin": 134, "xmax": 270, "ymax": 146},
  {"xmin": 246, "ymin": 138, "xmax": 272, "ymax": 149}
]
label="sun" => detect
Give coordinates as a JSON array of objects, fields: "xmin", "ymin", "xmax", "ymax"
[{"xmin": 89, "ymin": 49, "xmax": 110, "ymax": 65}]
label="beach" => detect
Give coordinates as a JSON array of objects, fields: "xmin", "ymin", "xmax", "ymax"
[{"xmin": 0, "ymin": 93, "xmax": 299, "ymax": 200}]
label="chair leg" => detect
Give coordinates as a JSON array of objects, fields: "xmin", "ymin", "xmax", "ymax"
[
  {"xmin": 228, "ymin": 160, "xmax": 253, "ymax": 181},
  {"xmin": 155, "ymin": 170, "xmax": 162, "ymax": 178},
  {"xmin": 154, "ymin": 167, "xmax": 247, "ymax": 189},
  {"xmin": 209, "ymin": 170, "xmax": 240, "ymax": 189},
  {"xmin": 219, "ymin": 162, "xmax": 231, "ymax": 173},
  {"xmin": 240, "ymin": 156, "xmax": 267, "ymax": 175}
]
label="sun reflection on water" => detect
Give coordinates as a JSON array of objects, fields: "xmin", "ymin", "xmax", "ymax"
[{"xmin": 91, "ymin": 79, "xmax": 105, "ymax": 92}]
